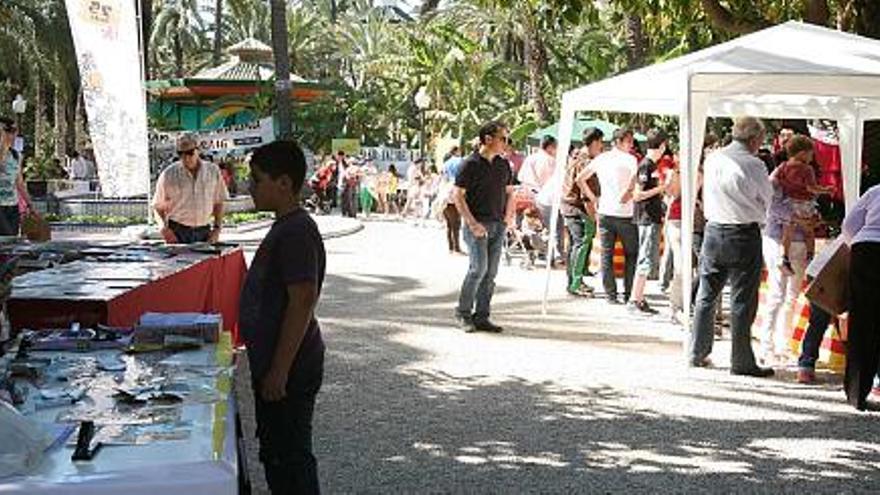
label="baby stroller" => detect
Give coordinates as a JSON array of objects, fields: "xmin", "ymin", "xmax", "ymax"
[
  {"xmin": 504, "ymin": 188, "xmax": 548, "ymax": 269},
  {"xmin": 306, "ymin": 166, "xmax": 334, "ymax": 214}
]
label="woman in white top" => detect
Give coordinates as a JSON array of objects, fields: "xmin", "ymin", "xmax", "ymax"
[{"xmin": 841, "ymin": 183, "xmax": 880, "ymax": 410}]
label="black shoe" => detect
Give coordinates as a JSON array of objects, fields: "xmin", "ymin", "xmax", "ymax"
[
  {"xmin": 689, "ymin": 357, "xmax": 713, "ymax": 368},
  {"xmin": 606, "ymin": 296, "xmax": 622, "ymax": 305},
  {"xmin": 474, "ymin": 319, "xmax": 503, "ymax": 333},
  {"xmin": 731, "ymin": 366, "xmax": 775, "ymax": 378},
  {"xmin": 456, "ymin": 315, "xmax": 477, "ymax": 333},
  {"xmin": 629, "ymin": 300, "xmax": 659, "ymax": 315},
  {"xmin": 567, "ymin": 286, "xmax": 594, "ymax": 298}
]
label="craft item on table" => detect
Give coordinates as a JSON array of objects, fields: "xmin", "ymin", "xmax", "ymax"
[
  {"xmin": 71, "ymin": 420, "xmax": 102, "ymax": 461},
  {"xmin": 133, "ymin": 313, "xmax": 222, "ymax": 345},
  {"xmin": 34, "ymin": 387, "xmax": 87, "ymax": 410},
  {"xmin": 24, "ymin": 325, "xmax": 133, "ymax": 352},
  {"xmin": 57, "ymin": 403, "xmax": 182, "ymax": 426},
  {"xmin": 162, "ymin": 334, "xmax": 203, "ymax": 350},
  {"xmin": 64, "ymin": 422, "xmax": 192, "ymax": 447},
  {"xmin": 0, "ymin": 401, "xmax": 53, "ymax": 478},
  {"xmin": 0, "ymin": 376, "xmax": 28, "ymax": 406},
  {"xmin": 9, "ymin": 357, "xmax": 50, "ymax": 379},
  {"xmin": 96, "ymin": 354, "xmax": 126, "ymax": 372},
  {"xmin": 113, "ymin": 383, "xmax": 185, "ymax": 405}
]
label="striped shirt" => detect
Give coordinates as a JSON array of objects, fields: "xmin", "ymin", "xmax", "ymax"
[{"xmin": 153, "ymin": 160, "xmax": 228, "ymax": 227}]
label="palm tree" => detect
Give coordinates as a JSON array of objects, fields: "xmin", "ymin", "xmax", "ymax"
[
  {"xmin": 150, "ymin": 0, "xmax": 209, "ymax": 78},
  {"xmin": 212, "ymin": 0, "xmax": 224, "ymax": 65},
  {"xmin": 270, "ymin": 0, "xmax": 292, "ymax": 138}
]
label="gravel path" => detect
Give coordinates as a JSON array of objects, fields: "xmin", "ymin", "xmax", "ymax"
[{"xmin": 239, "ymin": 218, "xmax": 880, "ymax": 494}]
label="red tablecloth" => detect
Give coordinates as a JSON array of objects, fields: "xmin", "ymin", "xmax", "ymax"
[{"xmin": 8, "ymin": 249, "xmax": 247, "ymax": 342}]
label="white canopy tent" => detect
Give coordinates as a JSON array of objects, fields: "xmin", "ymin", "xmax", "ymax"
[{"xmin": 543, "ymin": 21, "xmax": 880, "ymax": 334}]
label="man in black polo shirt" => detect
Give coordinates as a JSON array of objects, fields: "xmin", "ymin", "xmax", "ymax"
[{"xmin": 453, "ymin": 121, "xmax": 516, "ymax": 333}]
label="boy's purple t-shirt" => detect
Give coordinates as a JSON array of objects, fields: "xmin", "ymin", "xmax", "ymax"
[{"xmin": 239, "ymin": 209, "xmax": 325, "ymax": 379}]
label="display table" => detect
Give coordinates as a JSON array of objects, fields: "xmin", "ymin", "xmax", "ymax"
[
  {"xmin": 6, "ymin": 246, "xmax": 247, "ymax": 342},
  {"xmin": 0, "ymin": 338, "xmax": 237, "ymax": 495}
]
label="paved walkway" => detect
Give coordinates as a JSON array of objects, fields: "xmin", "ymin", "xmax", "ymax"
[{"xmin": 237, "ymin": 217, "xmax": 880, "ymax": 494}]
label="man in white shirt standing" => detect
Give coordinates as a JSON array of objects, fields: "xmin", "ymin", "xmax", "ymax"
[
  {"xmin": 518, "ymin": 135, "xmax": 557, "ymax": 192},
  {"xmin": 582, "ymin": 128, "xmax": 639, "ymax": 304},
  {"xmin": 153, "ymin": 135, "xmax": 229, "ymax": 244},
  {"xmin": 690, "ymin": 116, "xmax": 774, "ymax": 377}
]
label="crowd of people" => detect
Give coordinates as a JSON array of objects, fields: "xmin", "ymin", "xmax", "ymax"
[{"xmin": 440, "ymin": 117, "xmax": 880, "ymax": 412}]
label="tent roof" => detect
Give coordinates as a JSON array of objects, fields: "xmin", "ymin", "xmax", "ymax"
[{"xmin": 563, "ymin": 21, "xmax": 880, "ymax": 118}]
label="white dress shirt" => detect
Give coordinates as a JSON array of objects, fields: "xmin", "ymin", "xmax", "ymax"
[
  {"xmin": 518, "ymin": 150, "xmax": 555, "ymax": 191},
  {"xmin": 842, "ymin": 184, "xmax": 880, "ymax": 245},
  {"xmin": 591, "ymin": 148, "xmax": 638, "ymax": 218},
  {"xmin": 153, "ymin": 160, "xmax": 228, "ymax": 227},
  {"xmin": 702, "ymin": 141, "xmax": 773, "ymax": 225}
]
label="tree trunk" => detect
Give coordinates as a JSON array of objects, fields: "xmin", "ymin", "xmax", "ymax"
[
  {"xmin": 853, "ymin": 0, "xmax": 880, "ymax": 39},
  {"xmin": 213, "ymin": 0, "xmax": 223, "ymax": 65},
  {"xmin": 700, "ymin": 0, "xmax": 770, "ymax": 34},
  {"xmin": 522, "ymin": 14, "xmax": 550, "ymax": 123},
  {"xmin": 54, "ymin": 88, "xmax": 67, "ymax": 159},
  {"xmin": 74, "ymin": 88, "xmax": 89, "ymax": 149},
  {"xmin": 34, "ymin": 75, "xmax": 45, "ymax": 159},
  {"xmin": 804, "ymin": 0, "xmax": 830, "ymax": 25},
  {"xmin": 270, "ymin": 0, "xmax": 293, "ymax": 138},
  {"xmin": 174, "ymin": 33, "xmax": 184, "ymax": 78},
  {"xmin": 140, "ymin": 0, "xmax": 152, "ymax": 80},
  {"xmin": 624, "ymin": 14, "xmax": 647, "ymax": 69}
]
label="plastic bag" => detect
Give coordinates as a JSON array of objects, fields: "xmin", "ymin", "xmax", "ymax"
[{"xmin": 0, "ymin": 400, "xmax": 53, "ymax": 478}]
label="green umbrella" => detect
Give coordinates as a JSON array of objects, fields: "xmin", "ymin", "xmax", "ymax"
[{"xmin": 527, "ymin": 117, "xmax": 647, "ymax": 145}]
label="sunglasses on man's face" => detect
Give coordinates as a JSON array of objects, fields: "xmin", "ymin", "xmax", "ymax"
[{"xmin": 178, "ymin": 149, "xmax": 197, "ymax": 157}]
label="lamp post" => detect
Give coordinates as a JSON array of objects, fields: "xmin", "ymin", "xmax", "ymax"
[
  {"xmin": 414, "ymin": 87, "xmax": 431, "ymax": 159},
  {"xmin": 11, "ymin": 94, "xmax": 27, "ymax": 128}
]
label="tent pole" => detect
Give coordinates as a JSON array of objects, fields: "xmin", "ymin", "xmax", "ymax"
[{"xmin": 542, "ymin": 106, "xmax": 576, "ymax": 315}]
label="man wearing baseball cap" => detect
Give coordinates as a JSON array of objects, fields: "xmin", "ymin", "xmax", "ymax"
[{"xmin": 153, "ymin": 134, "xmax": 229, "ymax": 244}]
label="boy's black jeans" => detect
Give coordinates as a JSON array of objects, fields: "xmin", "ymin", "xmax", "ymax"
[{"xmin": 252, "ymin": 350, "xmax": 324, "ymax": 495}]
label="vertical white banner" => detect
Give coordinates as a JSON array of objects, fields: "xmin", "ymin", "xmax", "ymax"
[{"xmin": 65, "ymin": 0, "xmax": 149, "ymax": 197}]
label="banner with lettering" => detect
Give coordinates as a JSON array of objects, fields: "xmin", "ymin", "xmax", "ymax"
[
  {"xmin": 65, "ymin": 0, "xmax": 150, "ymax": 197},
  {"xmin": 149, "ymin": 118, "xmax": 276, "ymax": 175}
]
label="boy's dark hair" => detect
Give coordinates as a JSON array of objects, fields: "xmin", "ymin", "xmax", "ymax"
[
  {"xmin": 540, "ymin": 135, "xmax": 557, "ymax": 150},
  {"xmin": 612, "ymin": 128, "xmax": 634, "ymax": 143},
  {"xmin": 250, "ymin": 140, "xmax": 307, "ymax": 193},
  {"xmin": 336, "ymin": 150, "xmax": 345, "ymax": 156},
  {"xmin": 645, "ymin": 129, "xmax": 668, "ymax": 150},
  {"xmin": 477, "ymin": 120, "xmax": 507, "ymax": 145},
  {"xmin": 0, "ymin": 117, "xmax": 14, "ymax": 128},
  {"xmin": 582, "ymin": 127, "xmax": 604, "ymax": 147}
]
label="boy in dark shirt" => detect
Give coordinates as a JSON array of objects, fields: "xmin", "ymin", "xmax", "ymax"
[
  {"xmin": 240, "ymin": 140, "xmax": 326, "ymax": 494},
  {"xmin": 628, "ymin": 129, "xmax": 668, "ymax": 315}
]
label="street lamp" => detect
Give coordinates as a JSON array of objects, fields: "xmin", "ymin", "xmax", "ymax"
[
  {"xmin": 414, "ymin": 86, "xmax": 431, "ymax": 159},
  {"xmin": 11, "ymin": 94, "xmax": 27, "ymax": 127}
]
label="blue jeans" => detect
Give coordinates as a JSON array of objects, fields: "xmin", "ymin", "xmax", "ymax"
[
  {"xmin": 457, "ymin": 221, "xmax": 505, "ymax": 322},
  {"xmin": 689, "ymin": 223, "xmax": 762, "ymax": 371},
  {"xmin": 797, "ymin": 302, "xmax": 833, "ymax": 370},
  {"xmin": 598, "ymin": 215, "xmax": 639, "ymax": 301}
]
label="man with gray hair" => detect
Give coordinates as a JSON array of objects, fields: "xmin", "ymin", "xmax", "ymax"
[
  {"xmin": 689, "ymin": 116, "xmax": 774, "ymax": 376},
  {"xmin": 153, "ymin": 134, "xmax": 228, "ymax": 244}
]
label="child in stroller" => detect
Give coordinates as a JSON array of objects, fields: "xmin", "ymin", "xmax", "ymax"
[
  {"xmin": 504, "ymin": 188, "xmax": 549, "ymax": 268},
  {"xmin": 306, "ymin": 161, "xmax": 334, "ymax": 214}
]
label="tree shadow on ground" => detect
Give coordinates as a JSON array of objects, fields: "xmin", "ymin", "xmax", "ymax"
[{"xmin": 313, "ymin": 272, "xmax": 880, "ymax": 494}]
